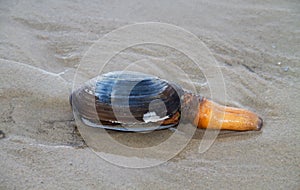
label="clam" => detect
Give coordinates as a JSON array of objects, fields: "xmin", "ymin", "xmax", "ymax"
[{"xmin": 71, "ymin": 71, "xmax": 263, "ymax": 132}]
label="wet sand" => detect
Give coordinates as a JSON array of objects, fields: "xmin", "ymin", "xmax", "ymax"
[{"xmin": 1, "ymin": 0, "xmax": 299, "ymax": 189}]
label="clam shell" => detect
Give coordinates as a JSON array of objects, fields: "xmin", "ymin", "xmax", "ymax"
[{"xmin": 71, "ymin": 71, "xmax": 183, "ymax": 131}]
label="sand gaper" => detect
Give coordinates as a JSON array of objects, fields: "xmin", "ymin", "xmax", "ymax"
[{"xmin": 71, "ymin": 71, "xmax": 263, "ymax": 132}]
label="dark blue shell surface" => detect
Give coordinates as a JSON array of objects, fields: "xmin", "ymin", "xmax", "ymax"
[{"xmin": 72, "ymin": 71, "xmax": 183, "ymax": 131}]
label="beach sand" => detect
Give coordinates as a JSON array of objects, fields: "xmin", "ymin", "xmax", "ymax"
[{"xmin": 1, "ymin": 0, "xmax": 299, "ymax": 189}]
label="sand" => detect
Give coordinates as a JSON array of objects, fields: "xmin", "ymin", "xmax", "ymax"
[{"xmin": 1, "ymin": 0, "xmax": 299, "ymax": 189}]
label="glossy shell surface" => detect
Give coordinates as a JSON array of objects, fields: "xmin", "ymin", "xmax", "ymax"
[{"xmin": 71, "ymin": 71, "xmax": 183, "ymax": 131}]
